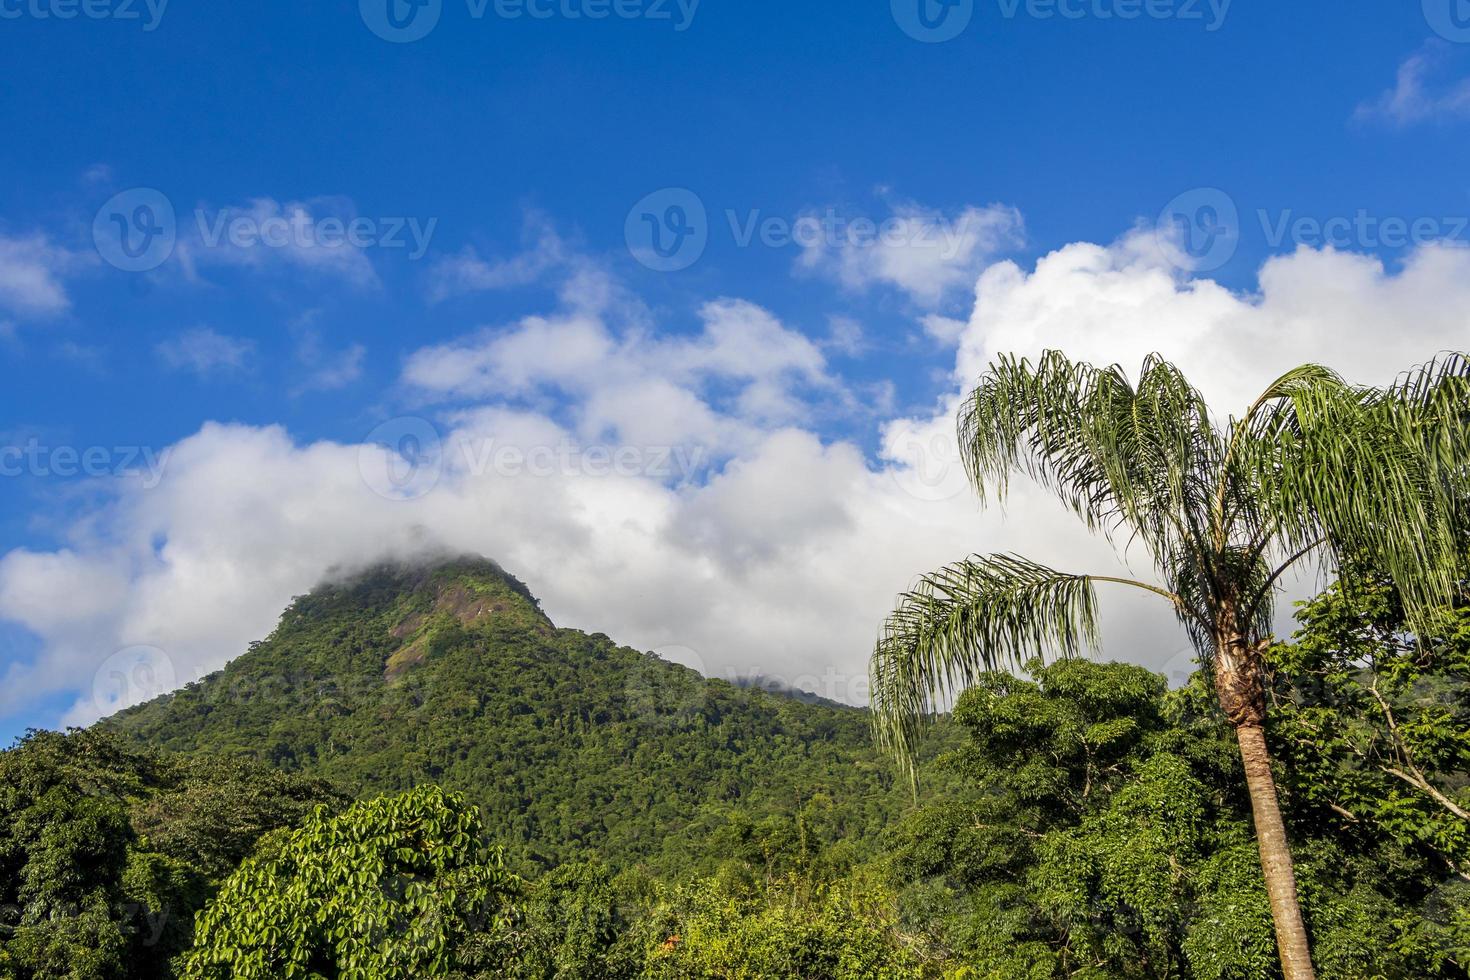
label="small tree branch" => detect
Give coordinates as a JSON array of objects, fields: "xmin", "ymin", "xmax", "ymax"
[
  {"xmin": 1367, "ymin": 679, "xmax": 1470, "ymax": 822},
  {"xmin": 1382, "ymin": 766, "xmax": 1470, "ymax": 822}
]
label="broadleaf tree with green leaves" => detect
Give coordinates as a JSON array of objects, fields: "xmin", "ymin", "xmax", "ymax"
[
  {"xmin": 869, "ymin": 349, "xmax": 1470, "ymax": 979},
  {"xmin": 179, "ymin": 785, "xmax": 522, "ymax": 980}
]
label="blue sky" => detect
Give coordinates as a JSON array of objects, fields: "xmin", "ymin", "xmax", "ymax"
[{"xmin": 1, "ymin": 0, "xmax": 1469, "ymax": 742}]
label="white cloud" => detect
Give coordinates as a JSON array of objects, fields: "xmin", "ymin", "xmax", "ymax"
[
  {"xmin": 293, "ymin": 331, "xmax": 366, "ymax": 394},
  {"xmin": 956, "ymin": 230, "xmax": 1470, "ymax": 409},
  {"xmin": 176, "ymin": 197, "xmax": 383, "ymax": 288},
  {"xmin": 403, "ymin": 293, "xmax": 832, "ymax": 450},
  {"xmin": 824, "ymin": 315, "xmax": 868, "ymax": 357},
  {"xmin": 156, "ymin": 327, "xmax": 255, "ymax": 376},
  {"xmin": 0, "ymin": 233, "xmax": 83, "ymax": 317},
  {"xmin": 795, "ymin": 202, "xmax": 1023, "ymax": 308},
  {"xmin": 427, "ymin": 217, "xmax": 569, "ymax": 301},
  {"xmin": 919, "ymin": 313, "xmax": 968, "ymax": 345},
  {"xmin": 1356, "ymin": 44, "xmax": 1470, "ymax": 126},
  {"xmin": 4, "ymin": 222, "xmax": 1470, "ymax": 730}
]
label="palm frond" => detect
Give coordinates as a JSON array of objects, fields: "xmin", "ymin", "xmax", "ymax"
[
  {"xmin": 1239, "ymin": 353, "xmax": 1470, "ymax": 633},
  {"xmin": 869, "ymin": 554, "xmax": 1101, "ymax": 786},
  {"xmin": 958, "ymin": 351, "xmax": 1222, "ymax": 571}
]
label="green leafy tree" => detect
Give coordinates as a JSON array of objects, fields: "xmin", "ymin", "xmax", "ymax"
[
  {"xmin": 0, "ymin": 729, "xmax": 338, "ymax": 980},
  {"xmin": 179, "ymin": 786, "xmax": 521, "ymax": 980},
  {"xmin": 639, "ymin": 870, "xmax": 934, "ymax": 979},
  {"xmin": 1269, "ymin": 565, "xmax": 1470, "ymax": 877},
  {"xmin": 1266, "ymin": 565, "xmax": 1470, "ymax": 976},
  {"xmin": 512, "ymin": 862, "xmax": 642, "ymax": 979},
  {"xmin": 890, "ymin": 657, "xmax": 1466, "ymax": 979},
  {"xmin": 130, "ymin": 757, "xmax": 348, "ymax": 880},
  {"xmin": 870, "ymin": 351, "xmax": 1470, "ymax": 978},
  {"xmin": 888, "ymin": 658, "xmax": 1249, "ymax": 978}
]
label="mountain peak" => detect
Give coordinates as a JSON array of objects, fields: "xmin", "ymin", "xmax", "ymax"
[
  {"xmin": 319, "ymin": 553, "xmax": 544, "ymax": 611},
  {"xmin": 298, "ymin": 555, "xmax": 553, "ymax": 680}
]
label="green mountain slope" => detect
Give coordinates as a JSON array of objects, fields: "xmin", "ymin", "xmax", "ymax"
[{"xmin": 108, "ymin": 557, "xmax": 931, "ymax": 874}]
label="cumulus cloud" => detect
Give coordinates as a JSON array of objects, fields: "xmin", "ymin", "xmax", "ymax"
[
  {"xmin": 795, "ymin": 202, "xmax": 1024, "ymax": 308},
  {"xmin": 404, "ymin": 293, "xmax": 833, "ymax": 450},
  {"xmin": 1356, "ymin": 43, "xmax": 1470, "ymax": 126},
  {"xmin": 0, "ymin": 233, "xmax": 85, "ymax": 317},
  {"xmin": 919, "ymin": 313, "xmax": 968, "ymax": 345},
  {"xmin": 4, "ymin": 220, "xmax": 1469, "ymax": 731},
  {"xmin": 156, "ymin": 327, "xmax": 255, "ymax": 376},
  {"xmin": 956, "ymin": 230, "xmax": 1470, "ymax": 408}
]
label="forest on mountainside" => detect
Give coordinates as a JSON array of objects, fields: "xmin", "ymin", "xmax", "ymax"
[{"xmin": 104, "ymin": 559, "xmax": 953, "ymax": 876}]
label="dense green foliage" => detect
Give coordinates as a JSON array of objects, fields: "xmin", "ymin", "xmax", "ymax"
[
  {"xmin": 884, "ymin": 575, "xmax": 1470, "ymax": 979},
  {"xmin": 108, "ymin": 559, "xmax": 927, "ymax": 876},
  {"xmin": 181, "ymin": 786, "xmax": 521, "ymax": 979},
  {"xmin": 1267, "ymin": 566, "xmax": 1470, "ymax": 975},
  {"xmin": 636, "ymin": 870, "xmax": 933, "ymax": 978},
  {"xmin": 0, "ymin": 728, "xmax": 342, "ymax": 979},
  {"xmin": 887, "ymin": 659, "xmax": 1270, "ymax": 978},
  {"xmin": 1268, "ymin": 564, "xmax": 1470, "ymax": 878},
  {"xmin": 6, "ymin": 555, "xmax": 1468, "ymax": 977}
]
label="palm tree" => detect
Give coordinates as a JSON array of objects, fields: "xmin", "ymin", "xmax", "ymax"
[{"xmin": 870, "ymin": 350, "xmax": 1469, "ymax": 979}]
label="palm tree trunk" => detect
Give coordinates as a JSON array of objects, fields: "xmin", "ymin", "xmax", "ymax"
[
  {"xmin": 1215, "ymin": 617, "xmax": 1316, "ymax": 980},
  {"xmin": 1234, "ymin": 720, "xmax": 1316, "ymax": 980}
]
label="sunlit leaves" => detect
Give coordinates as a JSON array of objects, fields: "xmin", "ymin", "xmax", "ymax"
[{"xmin": 179, "ymin": 786, "xmax": 521, "ymax": 980}]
